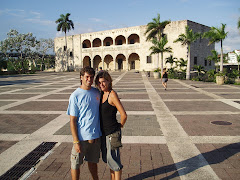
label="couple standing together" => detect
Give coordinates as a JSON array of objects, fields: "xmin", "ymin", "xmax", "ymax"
[{"xmin": 67, "ymin": 66, "xmax": 127, "ymax": 180}]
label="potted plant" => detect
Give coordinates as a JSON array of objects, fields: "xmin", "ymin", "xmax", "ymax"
[
  {"xmin": 153, "ymin": 68, "xmax": 160, "ymax": 79},
  {"xmin": 215, "ymin": 72, "xmax": 225, "ymax": 85},
  {"xmin": 232, "ymin": 69, "xmax": 240, "ymax": 83}
]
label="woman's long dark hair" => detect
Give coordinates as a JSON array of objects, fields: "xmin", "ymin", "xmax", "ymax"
[{"xmin": 95, "ymin": 70, "xmax": 112, "ymax": 91}]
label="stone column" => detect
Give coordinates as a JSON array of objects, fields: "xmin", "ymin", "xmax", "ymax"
[
  {"xmin": 126, "ymin": 54, "xmax": 129, "ymax": 71},
  {"xmin": 102, "ymin": 53, "xmax": 104, "ymax": 70},
  {"xmin": 91, "ymin": 57, "xmax": 94, "ymax": 69},
  {"xmin": 114, "ymin": 56, "xmax": 116, "ymax": 71}
]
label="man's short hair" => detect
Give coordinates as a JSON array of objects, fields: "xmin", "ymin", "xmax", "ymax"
[{"xmin": 80, "ymin": 66, "xmax": 95, "ymax": 77}]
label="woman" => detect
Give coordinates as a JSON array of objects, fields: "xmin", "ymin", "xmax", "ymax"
[
  {"xmin": 161, "ymin": 68, "xmax": 168, "ymax": 90},
  {"xmin": 95, "ymin": 70, "xmax": 127, "ymax": 180}
]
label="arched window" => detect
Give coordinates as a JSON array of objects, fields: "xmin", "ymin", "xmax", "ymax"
[
  {"xmin": 130, "ymin": 39, "xmax": 135, "ymax": 44},
  {"xmin": 93, "ymin": 38, "xmax": 102, "ymax": 47},
  {"xmin": 115, "ymin": 35, "xmax": 126, "ymax": 45},
  {"xmin": 103, "ymin": 37, "xmax": 113, "ymax": 46},
  {"xmin": 128, "ymin": 34, "xmax": 140, "ymax": 44},
  {"xmin": 117, "ymin": 40, "xmax": 123, "ymax": 45},
  {"xmin": 82, "ymin": 39, "xmax": 91, "ymax": 48}
]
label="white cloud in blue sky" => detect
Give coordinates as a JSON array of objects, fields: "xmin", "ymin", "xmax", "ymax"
[{"xmin": 0, "ymin": 0, "xmax": 239, "ymax": 52}]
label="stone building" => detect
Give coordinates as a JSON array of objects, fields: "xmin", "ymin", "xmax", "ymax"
[{"xmin": 54, "ymin": 20, "xmax": 215, "ymax": 72}]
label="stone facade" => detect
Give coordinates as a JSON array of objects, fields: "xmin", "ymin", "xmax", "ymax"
[{"xmin": 54, "ymin": 20, "xmax": 215, "ymax": 72}]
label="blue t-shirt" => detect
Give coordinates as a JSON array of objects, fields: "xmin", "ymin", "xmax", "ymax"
[{"xmin": 67, "ymin": 87, "xmax": 102, "ymax": 141}]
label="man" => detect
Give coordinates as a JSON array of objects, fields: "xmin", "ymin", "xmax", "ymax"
[
  {"xmin": 67, "ymin": 66, "xmax": 101, "ymax": 180},
  {"xmin": 98, "ymin": 67, "xmax": 103, "ymax": 73}
]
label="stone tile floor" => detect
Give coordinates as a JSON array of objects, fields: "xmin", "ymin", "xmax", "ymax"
[{"xmin": 0, "ymin": 71, "xmax": 239, "ymax": 180}]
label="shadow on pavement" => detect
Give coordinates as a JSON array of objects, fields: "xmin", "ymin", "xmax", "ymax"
[
  {"xmin": 127, "ymin": 143, "xmax": 240, "ymax": 180},
  {"xmin": 0, "ymin": 80, "xmax": 41, "ymax": 86}
]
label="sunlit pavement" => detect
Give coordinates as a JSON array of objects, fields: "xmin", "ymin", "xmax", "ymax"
[{"xmin": 0, "ymin": 71, "xmax": 239, "ymax": 180}]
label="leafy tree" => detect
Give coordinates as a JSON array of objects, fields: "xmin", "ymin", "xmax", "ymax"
[
  {"xmin": 1, "ymin": 29, "xmax": 37, "ymax": 73},
  {"xmin": 149, "ymin": 36, "xmax": 172, "ymax": 74},
  {"xmin": 203, "ymin": 23, "xmax": 228, "ymax": 72},
  {"xmin": 0, "ymin": 54, "xmax": 7, "ymax": 71},
  {"xmin": 145, "ymin": 13, "xmax": 171, "ymax": 71},
  {"xmin": 55, "ymin": 13, "xmax": 74, "ymax": 70},
  {"xmin": 36, "ymin": 38, "xmax": 54, "ymax": 70},
  {"xmin": 174, "ymin": 25, "xmax": 200, "ymax": 80}
]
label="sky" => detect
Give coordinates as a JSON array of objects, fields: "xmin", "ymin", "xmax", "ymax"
[{"xmin": 0, "ymin": 0, "xmax": 239, "ymax": 53}]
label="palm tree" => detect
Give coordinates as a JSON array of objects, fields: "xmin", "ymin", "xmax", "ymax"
[
  {"xmin": 166, "ymin": 54, "xmax": 177, "ymax": 69},
  {"xmin": 203, "ymin": 23, "xmax": 228, "ymax": 72},
  {"xmin": 177, "ymin": 58, "xmax": 187, "ymax": 71},
  {"xmin": 174, "ymin": 25, "xmax": 200, "ymax": 80},
  {"xmin": 207, "ymin": 50, "xmax": 219, "ymax": 71},
  {"xmin": 149, "ymin": 36, "xmax": 172, "ymax": 75},
  {"xmin": 194, "ymin": 65, "xmax": 205, "ymax": 77},
  {"xmin": 145, "ymin": 13, "xmax": 171, "ymax": 70},
  {"xmin": 238, "ymin": 17, "xmax": 240, "ymax": 30},
  {"xmin": 55, "ymin": 13, "xmax": 74, "ymax": 70}
]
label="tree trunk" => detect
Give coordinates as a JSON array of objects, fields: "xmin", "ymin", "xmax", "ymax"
[
  {"xmin": 20, "ymin": 52, "xmax": 25, "ymax": 73},
  {"xmin": 161, "ymin": 52, "xmax": 163, "ymax": 76},
  {"xmin": 41, "ymin": 55, "xmax": 45, "ymax": 71},
  {"xmin": 186, "ymin": 45, "xmax": 191, "ymax": 80},
  {"xmin": 220, "ymin": 40, "xmax": 223, "ymax": 72},
  {"xmin": 156, "ymin": 53, "xmax": 159, "ymax": 69},
  {"xmin": 65, "ymin": 32, "xmax": 68, "ymax": 71}
]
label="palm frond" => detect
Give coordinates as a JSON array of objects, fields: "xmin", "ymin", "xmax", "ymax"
[
  {"xmin": 55, "ymin": 13, "xmax": 74, "ymax": 32},
  {"xmin": 145, "ymin": 13, "xmax": 171, "ymax": 41}
]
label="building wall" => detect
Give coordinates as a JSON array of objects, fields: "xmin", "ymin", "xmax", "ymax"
[
  {"xmin": 228, "ymin": 50, "xmax": 240, "ymax": 64},
  {"xmin": 54, "ymin": 20, "xmax": 215, "ymax": 72},
  {"xmin": 188, "ymin": 20, "xmax": 215, "ymax": 71}
]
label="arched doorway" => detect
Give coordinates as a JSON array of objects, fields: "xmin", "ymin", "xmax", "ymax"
[
  {"xmin": 104, "ymin": 55, "xmax": 113, "ymax": 70},
  {"xmin": 93, "ymin": 55, "xmax": 102, "ymax": 70},
  {"xmin": 116, "ymin": 54, "xmax": 126, "ymax": 70},
  {"xmin": 128, "ymin": 53, "xmax": 140, "ymax": 70},
  {"xmin": 83, "ymin": 56, "xmax": 91, "ymax": 68}
]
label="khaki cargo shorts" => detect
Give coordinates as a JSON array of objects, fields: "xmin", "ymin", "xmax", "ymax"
[{"xmin": 71, "ymin": 139, "xmax": 101, "ymax": 169}]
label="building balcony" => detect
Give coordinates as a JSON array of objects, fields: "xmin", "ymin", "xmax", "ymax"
[{"xmin": 81, "ymin": 43, "xmax": 140, "ymax": 53}]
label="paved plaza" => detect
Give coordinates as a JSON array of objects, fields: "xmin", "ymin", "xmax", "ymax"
[{"xmin": 0, "ymin": 71, "xmax": 240, "ymax": 180}]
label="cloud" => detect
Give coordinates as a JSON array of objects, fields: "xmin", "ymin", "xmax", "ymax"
[
  {"xmin": 25, "ymin": 18, "xmax": 55, "ymax": 26},
  {"xmin": 0, "ymin": 9, "xmax": 25, "ymax": 17},
  {"xmin": 89, "ymin": 18, "xmax": 103, "ymax": 22},
  {"xmin": 24, "ymin": 10, "xmax": 55, "ymax": 26},
  {"xmin": 30, "ymin": 11, "xmax": 41, "ymax": 19},
  {"xmin": 0, "ymin": 8, "xmax": 54, "ymax": 26}
]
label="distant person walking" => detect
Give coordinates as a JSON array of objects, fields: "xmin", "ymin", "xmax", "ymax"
[
  {"xmin": 161, "ymin": 68, "xmax": 168, "ymax": 90},
  {"xmin": 67, "ymin": 66, "xmax": 102, "ymax": 180},
  {"xmin": 98, "ymin": 67, "xmax": 103, "ymax": 73},
  {"xmin": 95, "ymin": 71, "xmax": 127, "ymax": 180}
]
